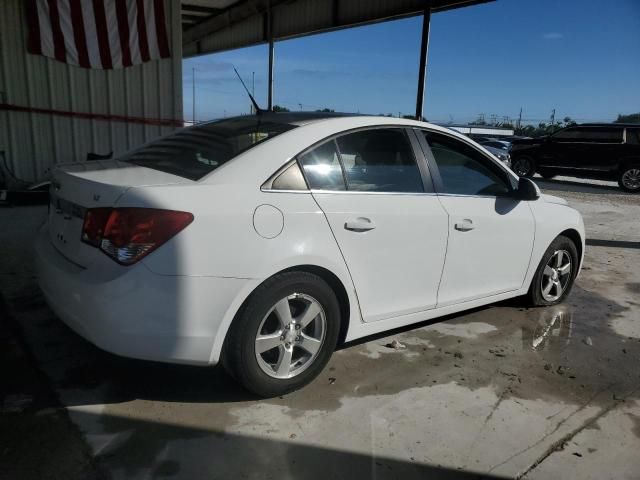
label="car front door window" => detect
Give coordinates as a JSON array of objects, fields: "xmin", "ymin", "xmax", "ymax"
[{"xmin": 422, "ymin": 132, "xmax": 511, "ymax": 197}]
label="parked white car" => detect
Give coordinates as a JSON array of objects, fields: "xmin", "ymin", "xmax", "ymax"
[{"xmin": 36, "ymin": 113, "xmax": 585, "ymax": 396}]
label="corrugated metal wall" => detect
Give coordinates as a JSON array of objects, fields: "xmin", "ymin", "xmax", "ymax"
[{"xmin": 0, "ymin": 0, "xmax": 183, "ymax": 183}]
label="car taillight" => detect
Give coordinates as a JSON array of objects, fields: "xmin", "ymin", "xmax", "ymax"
[{"xmin": 81, "ymin": 208, "xmax": 194, "ymax": 265}]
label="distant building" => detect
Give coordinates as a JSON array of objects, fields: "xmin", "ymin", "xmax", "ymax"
[{"xmin": 439, "ymin": 124, "xmax": 515, "ymax": 138}]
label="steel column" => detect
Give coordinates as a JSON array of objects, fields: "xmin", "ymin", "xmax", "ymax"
[
  {"xmin": 267, "ymin": 1, "xmax": 274, "ymax": 110},
  {"xmin": 415, "ymin": 2, "xmax": 431, "ymax": 121}
]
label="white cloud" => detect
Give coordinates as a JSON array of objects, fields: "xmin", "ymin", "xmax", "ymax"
[{"xmin": 542, "ymin": 32, "xmax": 564, "ymax": 40}]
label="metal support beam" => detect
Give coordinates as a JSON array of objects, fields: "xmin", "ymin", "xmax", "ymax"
[
  {"xmin": 415, "ymin": 2, "xmax": 431, "ymax": 121},
  {"xmin": 267, "ymin": 2, "xmax": 274, "ymax": 110}
]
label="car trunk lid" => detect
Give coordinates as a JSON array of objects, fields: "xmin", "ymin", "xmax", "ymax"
[{"xmin": 48, "ymin": 160, "xmax": 191, "ymax": 267}]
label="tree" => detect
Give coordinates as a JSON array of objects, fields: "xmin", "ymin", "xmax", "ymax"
[
  {"xmin": 272, "ymin": 105, "xmax": 290, "ymax": 112},
  {"xmin": 315, "ymin": 108, "xmax": 335, "ymax": 113},
  {"xmin": 615, "ymin": 112, "xmax": 640, "ymax": 123}
]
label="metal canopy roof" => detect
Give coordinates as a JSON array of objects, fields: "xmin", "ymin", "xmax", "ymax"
[{"xmin": 182, "ymin": 0, "xmax": 492, "ymax": 57}]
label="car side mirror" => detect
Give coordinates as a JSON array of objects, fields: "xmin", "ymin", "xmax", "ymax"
[{"xmin": 515, "ymin": 177, "xmax": 540, "ymax": 201}]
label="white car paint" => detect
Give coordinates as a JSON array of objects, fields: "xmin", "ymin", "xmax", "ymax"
[{"xmin": 35, "ymin": 115, "xmax": 585, "ymax": 366}]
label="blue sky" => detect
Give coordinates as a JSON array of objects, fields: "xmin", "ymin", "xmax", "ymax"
[{"xmin": 183, "ymin": 0, "xmax": 640, "ymax": 125}]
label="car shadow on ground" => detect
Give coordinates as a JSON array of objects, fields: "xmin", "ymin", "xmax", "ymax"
[{"xmin": 76, "ymin": 408, "xmax": 507, "ymax": 480}]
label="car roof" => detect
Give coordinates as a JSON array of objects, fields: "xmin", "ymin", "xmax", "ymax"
[
  {"xmin": 220, "ymin": 111, "xmax": 359, "ymax": 126},
  {"xmin": 573, "ymin": 123, "xmax": 639, "ymax": 128}
]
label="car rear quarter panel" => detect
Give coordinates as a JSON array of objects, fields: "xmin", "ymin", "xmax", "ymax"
[{"xmin": 115, "ymin": 184, "xmax": 362, "ymax": 364}]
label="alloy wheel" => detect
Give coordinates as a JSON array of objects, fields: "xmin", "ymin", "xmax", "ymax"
[
  {"xmin": 621, "ymin": 168, "xmax": 640, "ymax": 191},
  {"xmin": 513, "ymin": 158, "xmax": 532, "ymax": 177},
  {"xmin": 540, "ymin": 250, "xmax": 572, "ymax": 302},
  {"xmin": 254, "ymin": 293, "xmax": 326, "ymax": 379}
]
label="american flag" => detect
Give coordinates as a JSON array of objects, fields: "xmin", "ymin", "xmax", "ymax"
[{"xmin": 25, "ymin": 0, "xmax": 171, "ymax": 69}]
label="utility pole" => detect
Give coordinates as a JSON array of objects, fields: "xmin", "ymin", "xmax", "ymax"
[
  {"xmin": 517, "ymin": 107, "xmax": 522, "ymax": 129},
  {"xmin": 550, "ymin": 108, "xmax": 556, "ymax": 128},
  {"xmin": 192, "ymin": 67, "xmax": 196, "ymax": 124}
]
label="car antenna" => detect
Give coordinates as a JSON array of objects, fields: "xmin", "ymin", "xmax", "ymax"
[{"xmin": 233, "ymin": 66, "xmax": 264, "ymax": 114}]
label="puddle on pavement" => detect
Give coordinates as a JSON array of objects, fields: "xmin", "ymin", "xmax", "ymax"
[{"xmin": 271, "ymin": 283, "xmax": 640, "ymax": 413}]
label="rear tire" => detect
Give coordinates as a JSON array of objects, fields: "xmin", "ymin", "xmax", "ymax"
[
  {"xmin": 524, "ymin": 235, "xmax": 579, "ymax": 307},
  {"xmin": 512, "ymin": 155, "xmax": 536, "ymax": 178},
  {"xmin": 618, "ymin": 164, "xmax": 640, "ymax": 193},
  {"xmin": 223, "ymin": 271, "xmax": 340, "ymax": 397},
  {"xmin": 539, "ymin": 170, "xmax": 556, "ymax": 180}
]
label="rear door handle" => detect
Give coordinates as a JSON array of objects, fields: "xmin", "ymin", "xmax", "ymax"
[
  {"xmin": 454, "ymin": 219, "xmax": 475, "ymax": 231},
  {"xmin": 344, "ymin": 217, "xmax": 376, "ymax": 232}
]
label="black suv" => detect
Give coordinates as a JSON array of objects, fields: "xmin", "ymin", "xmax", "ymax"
[{"xmin": 510, "ymin": 123, "xmax": 640, "ymax": 192}]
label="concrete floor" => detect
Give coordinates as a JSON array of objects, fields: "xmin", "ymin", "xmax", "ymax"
[{"xmin": 1, "ymin": 176, "xmax": 639, "ymax": 479}]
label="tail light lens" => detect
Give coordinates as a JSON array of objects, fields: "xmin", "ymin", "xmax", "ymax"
[{"xmin": 81, "ymin": 208, "xmax": 194, "ymax": 265}]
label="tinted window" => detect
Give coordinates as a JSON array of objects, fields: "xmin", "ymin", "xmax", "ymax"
[
  {"xmin": 335, "ymin": 129, "xmax": 424, "ymax": 192},
  {"xmin": 423, "ymin": 132, "xmax": 511, "ymax": 196},
  {"xmin": 553, "ymin": 127, "xmax": 622, "ymax": 143},
  {"xmin": 122, "ymin": 118, "xmax": 296, "ymax": 180},
  {"xmin": 298, "ymin": 140, "xmax": 346, "ymax": 190},
  {"xmin": 271, "ymin": 162, "xmax": 308, "ymax": 190},
  {"xmin": 626, "ymin": 128, "xmax": 640, "ymax": 144}
]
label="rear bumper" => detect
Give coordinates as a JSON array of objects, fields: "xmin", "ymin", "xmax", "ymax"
[{"xmin": 35, "ymin": 224, "xmax": 249, "ymax": 365}]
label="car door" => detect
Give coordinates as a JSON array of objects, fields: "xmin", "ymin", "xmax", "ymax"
[
  {"xmin": 298, "ymin": 127, "xmax": 449, "ymax": 323},
  {"xmin": 539, "ymin": 127, "xmax": 580, "ymax": 169},
  {"xmin": 575, "ymin": 127, "xmax": 624, "ymax": 174},
  {"xmin": 418, "ymin": 130, "xmax": 535, "ymax": 307}
]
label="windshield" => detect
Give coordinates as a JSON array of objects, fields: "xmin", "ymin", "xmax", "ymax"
[{"xmin": 122, "ymin": 117, "xmax": 297, "ymax": 180}]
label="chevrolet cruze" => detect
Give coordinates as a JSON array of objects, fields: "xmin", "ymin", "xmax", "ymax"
[{"xmin": 36, "ymin": 113, "xmax": 585, "ymax": 396}]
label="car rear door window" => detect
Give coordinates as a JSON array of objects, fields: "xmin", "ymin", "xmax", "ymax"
[
  {"xmin": 626, "ymin": 128, "xmax": 640, "ymax": 144},
  {"xmin": 335, "ymin": 129, "xmax": 424, "ymax": 193},
  {"xmin": 423, "ymin": 132, "xmax": 511, "ymax": 197},
  {"xmin": 298, "ymin": 140, "xmax": 346, "ymax": 190}
]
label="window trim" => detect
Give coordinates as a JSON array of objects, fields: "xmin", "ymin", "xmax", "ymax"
[
  {"xmin": 261, "ymin": 159, "xmax": 310, "ymax": 193},
  {"xmin": 294, "ymin": 125, "xmax": 436, "ymax": 195},
  {"xmin": 415, "ymin": 128, "xmax": 519, "ymax": 198}
]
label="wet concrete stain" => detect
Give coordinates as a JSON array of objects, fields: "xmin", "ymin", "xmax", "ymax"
[
  {"xmin": 626, "ymin": 282, "xmax": 640, "ymax": 294},
  {"xmin": 628, "ymin": 413, "xmax": 640, "ymax": 440}
]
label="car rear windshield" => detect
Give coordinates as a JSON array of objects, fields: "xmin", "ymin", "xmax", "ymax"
[{"xmin": 122, "ymin": 117, "xmax": 297, "ymax": 180}]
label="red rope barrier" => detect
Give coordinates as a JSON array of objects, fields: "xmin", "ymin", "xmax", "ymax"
[{"xmin": 0, "ymin": 103, "xmax": 184, "ymax": 128}]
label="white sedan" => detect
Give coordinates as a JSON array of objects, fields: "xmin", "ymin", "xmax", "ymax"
[{"xmin": 36, "ymin": 113, "xmax": 584, "ymax": 396}]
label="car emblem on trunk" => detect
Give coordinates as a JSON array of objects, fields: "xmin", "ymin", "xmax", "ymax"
[{"xmin": 93, "ymin": 194, "xmax": 101, "ymax": 202}]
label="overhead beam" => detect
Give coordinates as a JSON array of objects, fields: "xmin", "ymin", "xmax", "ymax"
[
  {"xmin": 182, "ymin": 14, "xmax": 212, "ymax": 23},
  {"xmin": 267, "ymin": 1, "xmax": 274, "ymax": 110},
  {"xmin": 183, "ymin": 0, "xmax": 493, "ymax": 57},
  {"xmin": 181, "ymin": 5, "xmax": 221, "ymax": 15}
]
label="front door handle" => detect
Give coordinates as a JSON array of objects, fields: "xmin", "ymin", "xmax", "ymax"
[
  {"xmin": 344, "ymin": 217, "xmax": 376, "ymax": 232},
  {"xmin": 454, "ymin": 219, "xmax": 475, "ymax": 232}
]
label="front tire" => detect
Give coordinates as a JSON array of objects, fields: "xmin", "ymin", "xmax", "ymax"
[
  {"xmin": 223, "ymin": 271, "xmax": 340, "ymax": 397},
  {"xmin": 618, "ymin": 164, "xmax": 640, "ymax": 193},
  {"xmin": 524, "ymin": 235, "xmax": 579, "ymax": 307},
  {"xmin": 512, "ymin": 155, "xmax": 536, "ymax": 178}
]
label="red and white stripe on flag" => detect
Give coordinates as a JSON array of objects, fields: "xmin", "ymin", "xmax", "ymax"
[{"xmin": 25, "ymin": 0, "xmax": 171, "ymax": 69}]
